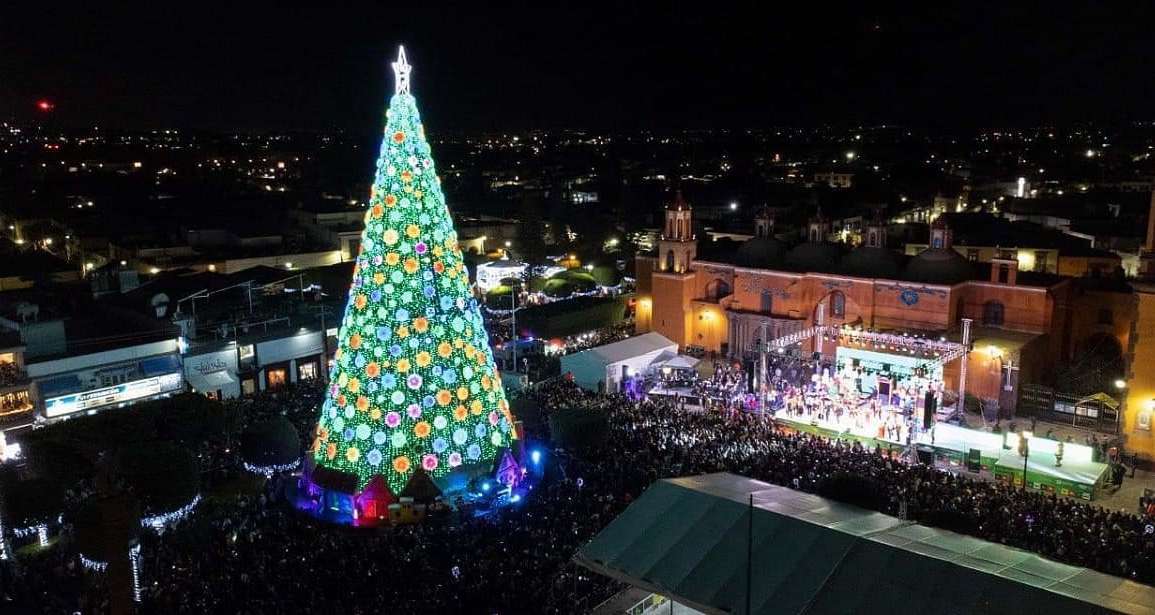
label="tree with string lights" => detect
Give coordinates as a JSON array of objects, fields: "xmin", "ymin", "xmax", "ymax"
[{"xmin": 308, "ymin": 47, "xmax": 518, "ymax": 512}]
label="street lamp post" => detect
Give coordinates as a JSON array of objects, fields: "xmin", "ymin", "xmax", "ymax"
[
  {"xmin": 510, "ymin": 289, "xmax": 517, "ymax": 376},
  {"xmin": 1018, "ymin": 431, "xmax": 1031, "ymax": 490}
]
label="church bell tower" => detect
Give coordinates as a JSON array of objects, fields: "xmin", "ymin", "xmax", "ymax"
[{"xmin": 658, "ymin": 190, "xmax": 696, "ymax": 273}]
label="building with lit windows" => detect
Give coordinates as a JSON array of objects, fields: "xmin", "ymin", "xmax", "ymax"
[
  {"xmin": 636, "ymin": 193, "xmax": 1134, "ymax": 417},
  {"xmin": 903, "ymin": 213, "xmax": 1122, "ymax": 278}
]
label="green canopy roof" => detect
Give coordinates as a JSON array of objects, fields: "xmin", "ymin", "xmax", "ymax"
[{"xmin": 575, "ymin": 473, "xmax": 1155, "ymax": 615}]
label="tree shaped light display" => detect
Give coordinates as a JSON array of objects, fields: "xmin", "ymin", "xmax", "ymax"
[{"xmin": 310, "ymin": 47, "xmax": 516, "ymax": 496}]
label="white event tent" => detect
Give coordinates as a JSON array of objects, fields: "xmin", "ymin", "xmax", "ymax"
[{"xmin": 560, "ymin": 332, "xmax": 678, "ymax": 392}]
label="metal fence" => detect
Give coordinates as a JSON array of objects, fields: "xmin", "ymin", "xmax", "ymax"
[{"xmin": 1018, "ymin": 384, "xmax": 1119, "ymax": 434}]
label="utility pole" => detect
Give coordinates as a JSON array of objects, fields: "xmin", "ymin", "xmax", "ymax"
[
  {"xmin": 746, "ymin": 493, "xmax": 754, "ymax": 615},
  {"xmin": 959, "ymin": 318, "xmax": 972, "ymax": 417},
  {"xmin": 510, "ymin": 289, "xmax": 517, "ymax": 376},
  {"xmin": 317, "ymin": 304, "xmax": 331, "ymax": 383}
]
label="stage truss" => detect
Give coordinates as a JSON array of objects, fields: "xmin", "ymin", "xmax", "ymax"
[
  {"xmin": 770, "ymin": 326, "xmax": 966, "ymax": 365},
  {"xmin": 763, "ymin": 319, "xmax": 975, "ymax": 407}
]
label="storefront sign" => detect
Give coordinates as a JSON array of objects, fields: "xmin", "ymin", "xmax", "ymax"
[
  {"xmin": 192, "ymin": 356, "xmax": 228, "ymax": 375},
  {"xmin": 44, "ymin": 373, "xmax": 184, "ymax": 418}
]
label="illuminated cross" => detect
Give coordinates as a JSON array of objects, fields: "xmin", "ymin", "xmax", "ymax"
[{"xmin": 392, "ymin": 45, "xmax": 412, "ymax": 96}]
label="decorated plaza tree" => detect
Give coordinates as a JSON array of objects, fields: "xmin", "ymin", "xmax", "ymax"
[{"xmin": 309, "ymin": 47, "xmax": 517, "ymax": 498}]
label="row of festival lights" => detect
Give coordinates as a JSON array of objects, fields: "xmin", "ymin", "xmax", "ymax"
[
  {"xmin": 141, "ymin": 494, "xmax": 202, "ymax": 530},
  {"xmin": 243, "ymin": 458, "xmax": 301, "ymax": 478},
  {"xmin": 830, "ymin": 324, "xmax": 964, "ymax": 358}
]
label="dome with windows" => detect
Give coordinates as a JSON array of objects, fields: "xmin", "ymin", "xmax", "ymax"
[
  {"xmin": 905, "ymin": 248, "xmax": 974, "ymax": 285},
  {"xmin": 784, "ymin": 241, "xmax": 844, "ymax": 272},
  {"xmin": 840, "ymin": 246, "xmax": 901, "ymax": 279},
  {"xmin": 735, "ymin": 236, "xmax": 788, "ymax": 268}
]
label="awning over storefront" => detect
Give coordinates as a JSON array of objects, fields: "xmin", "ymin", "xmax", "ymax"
[
  {"xmin": 187, "ymin": 369, "xmax": 237, "ymax": 392},
  {"xmin": 140, "ymin": 353, "xmax": 183, "ymax": 377},
  {"xmin": 36, "ymin": 373, "xmax": 82, "ymax": 398},
  {"xmin": 198, "ymin": 370, "xmax": 235, "ymax": 387}
]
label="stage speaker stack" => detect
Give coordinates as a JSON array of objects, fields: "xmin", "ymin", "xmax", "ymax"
[
  {"xmin": 966, "ymin": 448, "xmax": 982, "ymax": 472},
  {"xmin": 922, "ymin": 391, "xmax": 937, "ymax": 429},
  {"xmin": 916, "ymin": 446, "xmax": 934, "ymax": 465}
]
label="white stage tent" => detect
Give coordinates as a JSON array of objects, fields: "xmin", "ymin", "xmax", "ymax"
[{"xmin": 560, "ymin": 332, "xmax": 677, "ymax": 392}]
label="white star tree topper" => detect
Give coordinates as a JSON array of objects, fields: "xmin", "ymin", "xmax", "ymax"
[{"xmin": 392, "ymin": 45, "xmax": 412, "ymax": 96}]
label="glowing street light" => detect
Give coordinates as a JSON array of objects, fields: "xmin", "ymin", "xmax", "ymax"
[
  {"xmin": 1115, "ymin": 379, "xmax": 1127, "ymax": 390},
  {"xmin": 729, "ymin": 201, "xmax": 738, "ymax": 211},
  {"xmin": 845, "ymin": 151, "xmax": 856, "ymax": 161}
]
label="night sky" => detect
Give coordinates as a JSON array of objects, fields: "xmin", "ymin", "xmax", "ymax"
[{"xmin": 2, "ymin": 3, "xmax": 1153, "ymax": 132}]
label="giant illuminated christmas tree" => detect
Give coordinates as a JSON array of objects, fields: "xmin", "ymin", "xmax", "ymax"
[{"xmin": 309, "ymin": 47, "xmax": 516, "ymax": 503}]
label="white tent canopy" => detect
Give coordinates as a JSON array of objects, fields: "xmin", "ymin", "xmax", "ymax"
[
  {"xmin": 656, "ymin": 354, "xmax": 700, "ymax": 370},
  {"xmin": 560, "ymin": 332, "xmax": 677, "ymax": 392}
]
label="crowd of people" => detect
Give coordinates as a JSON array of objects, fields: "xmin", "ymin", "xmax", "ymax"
[
  {"xmin": 5, "ymin": 371, "xmax": 1155, "ymax": 613},
  {"xmin": 688, "ymin": 360, "xmax": 748, "ymax": 410}
]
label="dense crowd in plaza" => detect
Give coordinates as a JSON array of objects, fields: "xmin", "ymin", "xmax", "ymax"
[{"xmin": 4, "ymin": 373, "xmax": 1155, "ymax": 613}]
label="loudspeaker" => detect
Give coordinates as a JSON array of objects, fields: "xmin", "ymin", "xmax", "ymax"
[
  {"xmin": 923, "ymin": 391, "xmax": 937, "ymax": 429},
  {"xmin": 966, "ymin": 448, "xmax": 982, "ymax": 472},
  {"xmin": 917, "ymin": 447, "xmax": 934, "ymax": 465}
]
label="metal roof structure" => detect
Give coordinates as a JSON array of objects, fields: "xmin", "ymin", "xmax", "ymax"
[
  {"xmin": 568, "ymin": 332, "xmax": 677, "ymax": 366},
  {"xmin": 575, "ymin": 473, "xmax": 1155, "ymax": 615}
]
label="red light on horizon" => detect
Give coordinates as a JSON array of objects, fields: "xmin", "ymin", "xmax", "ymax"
[{"xmin": 36, "ymin": 99, "xmax": 54, "ymax": 112}]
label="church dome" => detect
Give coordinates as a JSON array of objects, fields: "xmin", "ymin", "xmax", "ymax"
[
  {"xmin": 905, "ymin": 248, "xmax": 974, "ymax": 285},
  {"xmin": 840, "ymin": 246, "xmax": 901, "ymax": 279},
  {"xmin": 784, "ymin": 242, "xmax": 843, "ymax": 272},
  {"xmin": 735, "ymin": 236, "xmax": 788, "ymax": 268}
]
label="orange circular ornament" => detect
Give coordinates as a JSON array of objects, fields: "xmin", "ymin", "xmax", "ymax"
[{"xmin": 393, "ymin": 456, "xmax": 411, "ymax": 473}]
